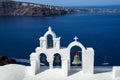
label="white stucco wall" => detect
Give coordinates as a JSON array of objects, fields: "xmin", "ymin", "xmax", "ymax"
[{"xmin": 113, "ymin": 66, "xmax": 120, "ymax": 78}]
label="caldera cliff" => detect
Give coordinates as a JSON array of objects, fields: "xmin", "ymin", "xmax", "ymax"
[
  {"xmin": 0, "ymin": 1, "xmax": 120, "ymax": 17},
  {"xmin": 0, "ymin": 1, "xmax": 86, "ymax": 16}
]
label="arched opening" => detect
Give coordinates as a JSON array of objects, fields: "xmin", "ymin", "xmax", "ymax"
[
  {"xmin": 47, "ymin": 34, "xmax": 53, "ymax": 48},
  {"xmin": 39, "ymin": 53, "xmax": 49, "ymax": 71},
  {"xmin": 69, "ymin": 46, "xmax": 82, "ymax": 75},
  {"xmin": 53, "ymin": 53, "xmax": 62, "ymax": 68}
]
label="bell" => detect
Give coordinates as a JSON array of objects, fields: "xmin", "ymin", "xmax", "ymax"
[
  {"xmin": 55, "ymin": 56, "xmax": 60, "ymax": 63},
  {"xmin": 48, "ymin": 38, "xmax": 53, "ymax": 47},
  {"xmin": 41, "ymin": 56, "xmax": 46, "ymax": 62},
  {"xmin": 72, "ymin": 51, "xmax": 82, "ymax": 65}
]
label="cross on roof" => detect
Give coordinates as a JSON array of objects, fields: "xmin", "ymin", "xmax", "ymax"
[{"xmin": 74, "ymin": 36, "xmax": 78, "ymax": 41}]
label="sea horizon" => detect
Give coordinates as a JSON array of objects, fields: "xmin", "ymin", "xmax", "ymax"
[{"xmin": 65, "ymin": 5, "xmax": 120, "ymax": 9}]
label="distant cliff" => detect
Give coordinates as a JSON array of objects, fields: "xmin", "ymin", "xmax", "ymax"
[
  {"xmin": 0, "ymin": 1, "xmax": 86, "ymax": 16},
  {"xmin": 0, "ymin": 1, "xmax": 120, "ymax": 16}
]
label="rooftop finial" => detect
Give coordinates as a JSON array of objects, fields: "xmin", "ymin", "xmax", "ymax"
[
  {"xmin": 48, "ymin": 26, "xmax": 52, "ymax": 31},
  {"xmin": 74, "ymin": 36, "xmax": 78, "ymax": 41}
]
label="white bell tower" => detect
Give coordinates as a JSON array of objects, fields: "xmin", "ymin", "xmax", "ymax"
[{"xmin": 30, "ymin": 27, "xmax": 94, "ymax": 76}]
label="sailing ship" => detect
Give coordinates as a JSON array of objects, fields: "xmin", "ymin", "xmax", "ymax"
[{"xmin": 102, "ymin": 56, "xmax": 109, "ymax": 66}]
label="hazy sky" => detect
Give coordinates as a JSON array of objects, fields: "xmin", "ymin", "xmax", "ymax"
[{"xmin": 15, "ymin": 0, "xmax": 120, "ymax": 6}]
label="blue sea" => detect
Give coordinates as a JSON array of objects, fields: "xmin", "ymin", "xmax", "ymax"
[{"xmin": 0, "ymin": 6, "xmax": 120, "ymax": 66}]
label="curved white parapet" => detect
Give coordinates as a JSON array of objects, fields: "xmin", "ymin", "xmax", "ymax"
[{"xmin": 44, "ymin": 26, "xmax": 57, "ymax": 38}]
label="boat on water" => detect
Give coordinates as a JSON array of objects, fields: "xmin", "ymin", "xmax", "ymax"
[{"xmin": 102, "ymin": 56, "xmax": 109, "ymax": 66}]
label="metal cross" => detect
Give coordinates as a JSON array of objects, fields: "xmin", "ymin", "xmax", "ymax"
[{"xmin": 74, "ymin": 36, "xmax": 78, "ymax": 41}]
